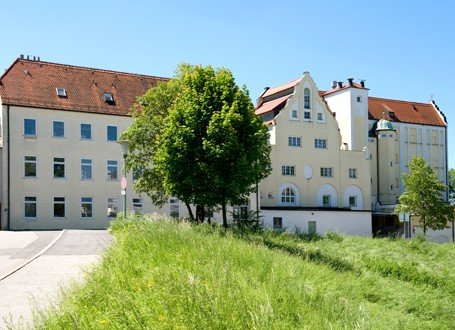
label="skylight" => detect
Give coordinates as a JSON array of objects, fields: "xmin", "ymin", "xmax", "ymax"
[
  {"xmin": 103, "ymin": 92, "xmax": 114, "ymax": 103},
  {"xmin": 56, "ymin": 87, "xmax": 67, "ymax": 97}
]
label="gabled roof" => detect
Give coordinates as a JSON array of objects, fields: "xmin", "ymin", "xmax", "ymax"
[
  {"xmin": 368, "ymin": 97, "xmax": 446, "ymax": 127},
  {"xmin": 0, "ymin": 58, "xmax": 168, "ymax": 116},
  {"xmin": 255, "ymin": 76, "xmax": 446, "ymax": 127}
]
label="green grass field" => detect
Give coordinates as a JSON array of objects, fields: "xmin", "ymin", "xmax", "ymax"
[{"xmin": 37, "ymin": 216, "xmax": 455, "ymax": 329}]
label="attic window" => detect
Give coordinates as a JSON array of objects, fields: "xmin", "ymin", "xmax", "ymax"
[
  {"xmin": 103, "ymin": 92, "xmax": 114, "ymax": 103},
  {"xmin": 56, "ymin": 87, "xmax": 67, "ymax": 97}
]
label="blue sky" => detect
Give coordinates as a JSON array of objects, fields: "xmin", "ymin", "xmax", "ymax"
[{"xmin": 2, "ymin": 0, "xmax": 454, "ymax": 167}]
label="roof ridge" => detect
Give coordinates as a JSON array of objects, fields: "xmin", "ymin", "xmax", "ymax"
[
  {"xmin": 14, "ymin": 58, "xmax": 169, "ymax": 80},
  {"xmin": 369, "ymin": 96, "xmax": 431, "ymax": 106}
]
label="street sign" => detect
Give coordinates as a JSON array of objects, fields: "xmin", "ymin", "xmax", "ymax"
[{"xmin": 120, "ymin": 176, "xmax": 127, "ymax": 190}]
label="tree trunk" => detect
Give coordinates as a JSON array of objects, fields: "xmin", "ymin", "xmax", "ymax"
[
  {"xmin": 195, "ymin": 205, "xmax": 205, "ymax": 223},
  {"xmin": 423, "ymin": 216, "xmax": 427, "ymax": 235},
  {"xmin": 222, "ymin": 203, "xmax": 227, "ymax": 229},
  {"xmin": 185, "ymin": 203, "xmax": 195, "ymax": 221}
]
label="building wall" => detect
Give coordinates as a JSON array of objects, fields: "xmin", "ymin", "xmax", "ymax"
[
  {"xmin": 262, "ymin": 209, "xmax": 372, "ymax": 236},
  {"xmin": 259, "ymin": 74, "xmax": 371, "ymax": 211}
]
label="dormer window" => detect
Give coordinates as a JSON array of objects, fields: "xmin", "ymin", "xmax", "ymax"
[
  {"xmin": 56, "ymin": 87, "xmax": 67, "ymax": 97},
  {"xmin": 103, "ymin": 92, "xmax": 114, "ymax": 103},
  {"xmin": 304, "ymin": 88, "xmax": 311, "ymax": 109}
]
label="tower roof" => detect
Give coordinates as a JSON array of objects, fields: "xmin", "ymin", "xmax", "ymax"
[{"xmin": 376, "ymin": 118, "xmax": 394, "ymax": 131}]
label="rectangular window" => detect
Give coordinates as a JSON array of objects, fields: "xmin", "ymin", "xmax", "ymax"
[
  {"xmin": 349, "ymin": 168, "xmax": 357, "ymax": 178},
  {"xmin": 107, "ymin": 126, "xmax": 118, "ymax": 141},
  {"xmin": 24, "ymin": 118, "xmax": 36, "ymax": 136},
  {"xmin": 133, "ymin": 198, "xmax": 143, "ymax": 214},
  {"xmin": 107, "ymin": 160, "xmax": 118, "ymax": 180},
  {"xmin": 288, "ymin": 136, "xmax": 301, "ymax": 147},
  {"xmin": 53, "ymin": 157, "xmax": 65, "ymax": 178},
  {"xmin": 349, "ymin": 196, "xmax": 357, "ymax": 207},
  {"xmin": 81, "ymin": 197, "xmax": 93, "ymax": 218},
  {"xmin": 291, "ymin": 109, "xmax": 298, "ymax": 119},
  {"xmin": 81, "ymin": 123, "xmax": 92, "ymax": 140},
  {"xmin": 170, "ymin": 198, "xmax": 179, "ymax": 218},
  {"xmin": 281, "ymin": 165, "xmax": 295, "ymax": 176},
  {"xmin": 53, "ymin": 197, "xmax": 65, "ymax": 218},
  {"xmin": 317, "ymin": 113, "xmax": 323, "ymax": 121},
  {"xmin": 357, "ymin": 96, "xmax": 362, "ymax": 103},
  {"xmin": 81, "ymin": 159, "xmax": 93, "ymax": 180},
  {"xmin": 24, "ymin": 156, "xmax": 37, "ymax": 177},
  {"xmin": 273, "ymin": 217, "xmax": 283, "ymax": 230},
  {"xmin": 53, "ymin": 121, "xmax": 65, "ymax": 138},
  {"xmin": 304, "ymin": 111, "xmax": 311, "ymax": 120},
  {"xmin": 314, "ymin": 139, "xmax": 327, "ymax": 149},
  {"xmin": 322, "ymin": 195, "xmax": 331, "ymax": 206},
  {"xmin": 24, "ymin": 196, "xmax": 37, "ymax": 218},
  {"xmin": 320, "ymin": 167, "xmax": 333, "ymax": 177},
  {"xmin": 107, "ymin": 197, "xmax": 119, "ymax": 218},
  {"xmin": 56, "ymin": 87, "xmax": 67, "ymax": 97}
]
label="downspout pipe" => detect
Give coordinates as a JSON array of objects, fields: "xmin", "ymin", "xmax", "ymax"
[{"xmin": 6, "ymin": 105, "xmax": 10, "ymax": 231}]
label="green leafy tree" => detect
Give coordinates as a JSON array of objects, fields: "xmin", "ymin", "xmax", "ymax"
[
  {"xmin": 395, "ymin": 156, "xmax": 451, "ymax": 235},
  {"xmin": 120, "ymin": 79, "xmax": 180, "ymax": 207},
  {"xmin": 155, "ymin": 64, "xmax": 271, "ymax": 227},
  {"xmin": 448, "ymin": 168, "xmax": 455, "ymax": 204}
]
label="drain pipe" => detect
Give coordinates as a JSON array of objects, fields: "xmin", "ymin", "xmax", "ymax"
[{"xmin": 6, "ymin": 105, "xmax": 10, "ymax": 230}]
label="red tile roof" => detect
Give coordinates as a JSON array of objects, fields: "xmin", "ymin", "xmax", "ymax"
[
  {"xmin": 368, "ymin": 97, "xmax": 446, "ymax": 127},
  {"xmin": 0, "ymin": 59, "xmax": 168, "ymax": 116},
  {"xmin": 256, "ymin": 77, "xmax": 446, "ymax": 127},
  {"xmin": 255, "ymin": 94, "xmax": 291, "ymax": 115}
]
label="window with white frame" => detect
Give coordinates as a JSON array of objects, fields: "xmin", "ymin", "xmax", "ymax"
[
  {"xmin": 53, "ymin": 121, "xmax": 65, "ymax": 138},
  {"xmin": 317, "ymin": 113, "xmax": 323, "ymax": 121},
  {"xmin": 24, "ymin": 118, "xmax": 36, "ymax": 136},
  {"xmin": 291, "ymin": 109, "xmax": 298, "ymax": 119},
  {"xmin": 322, "ymin": 195, "xmax": 331, "ymax": 206},
  {"xmin": 273, "ymin": 217, "xmax": 283, "ymax": 230},
  {"xmin": 24, "ymin": 156, "xmax": 37, "ymax": 177},
  {"xmin": 281, "ymin": 187, "xmax": 296, "ymax": 204},
  {"xmin": 53, "ymin": 157, "xmax": 65, "ymax": 178},
  {"xmin": 320, "ymin": 167, "xmax": 333, "ymax": 177},
  {"xmin": 288, "ymin": 136, "xmax": 301, "ymax": 147},
  {"xmin": 81, "ymin": 159, "xmax": 93, "ymax": 180},
  {"xmin": 314, "ymin": 139, "xmax": 327, "ymax": 149},
  {"xmin": 107, "ymin": 160, "xmax": 118, "ymax": 180},
  {"xmin": 281, "ymin": 165, "xmax": 295, "ymax": 176},
  {"xmin": 53, "ymin": 197, "xmax": 65, "ymax": 218},
  {"xmin": 107, "ymin": 197, "xmax": 119, "ymax": 218},
  {"xmin": 304, "ymin": 111, "xmax": 311, "ymax": 120},
  {"xmin": 81, "ymin": 197, "xmax": 93, "ymax": 218},
  {"xmin": 349, "ymin": 168, "xmax": 357, "ymax": 178},
  {"xmin": 304, "ymin": 88, "xmax": 311, "ymax": 109},
  {"xmin": 107, "ymin": 126, "xmax": 117, "ymax": 141},
  {"xmin": 80, "ymin": 123, "xmax": 92, "ymax": 140},
  {"xmin": 133, "ymin": 198, "xmax": 143, "ymax": 214},
  {"xmin": 24, "ymin": 196, "xmax": 37, "ymax": 218},
  {"xmin": 349, "ymin": 196, "xmax": 357, "ymax": 207},
  {"xmin": 170, "ymin": 198, "xmax": 179, "ymax": 218}
]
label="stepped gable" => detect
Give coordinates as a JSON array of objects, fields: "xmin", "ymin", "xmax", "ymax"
[{"xmin": 0, "ymin": 58, "xmax": 168, "ymax": 116}]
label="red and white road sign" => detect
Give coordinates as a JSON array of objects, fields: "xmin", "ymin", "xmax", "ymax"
[{"xmin": 120, "ymin": 176, "xmax": 127, "ymax": 190}]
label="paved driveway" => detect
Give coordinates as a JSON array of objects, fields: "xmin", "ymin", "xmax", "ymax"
[{"xmin": 0, "ymin": 230, "xmax": 111, "ymax": 329}]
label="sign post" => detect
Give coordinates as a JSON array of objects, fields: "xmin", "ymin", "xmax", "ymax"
[{"xmin": 121, "ymin": 176, "xmax": 127, "ymax": 218}]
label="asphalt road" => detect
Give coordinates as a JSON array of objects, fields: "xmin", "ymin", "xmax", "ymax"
[{"xmin": 0, "ymin": 230, "xmax": 111, "ymax": 329}]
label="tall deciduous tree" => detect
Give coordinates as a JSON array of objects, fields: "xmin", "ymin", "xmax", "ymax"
[
  {"xmin": 155, "ymin": 64, "xmax": 271, "ymax": 227},
  {"xmin": 395, "ymin": 156, "xmax": 451, "ymax": 235},
  {"xmin": 120, "ymin": 79, "xmax": 180, "ymax": 207},
  {"xmin": 448, "ymin": 168, "xmax": 455, "ymax": 205}
]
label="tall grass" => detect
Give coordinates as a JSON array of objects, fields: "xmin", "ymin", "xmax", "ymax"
[{"xmin": 37, "ymin": 217, "xmax": 455, "ymax": 329}]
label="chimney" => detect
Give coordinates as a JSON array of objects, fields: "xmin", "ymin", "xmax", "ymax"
[
  {"xmin": 360, "ymin": 80, "xmax": 365, "ymax": 88},
  {"xmin": 331, "ymin": 81, "xmax": 337, "ymax": 89},
  {"xmin": 37, "ymin": 56, "xmax": 40, "ymax": 61},
  {"xmin": 19, "ymin": 54, "xmax": 24, "ymax": 59},
  {"xmin": 33, "ymin": 56, "xmax": 36, "ymax": 61},
  {"xmin": 337, "ymin": 81, "xmax": 343, "ymax": 88},
  {"xmin": 347, "ymin": 78, "xmax": 354, "ymax": 86},
  {"xmin": 26, "ymin": 55, "xmax": 30, "ymax": 60}
]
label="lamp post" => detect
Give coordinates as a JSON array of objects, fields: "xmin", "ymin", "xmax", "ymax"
[{"xmin": 117, "ymin": 139, "xmax": 129, "ymax": 218}]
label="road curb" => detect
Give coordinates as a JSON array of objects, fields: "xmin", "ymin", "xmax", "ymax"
[{"xmin": 0, "ymin": 230, "xmax": 66, "ymax": 282}]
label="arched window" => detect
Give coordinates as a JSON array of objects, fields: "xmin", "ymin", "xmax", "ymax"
[
  {"xmin": 281, "ymin": 187, "xmax": 295, "ymax": 204},
  {"xmin": 304, "ymin": 88, "xmax": 311, "ymax": 109}
]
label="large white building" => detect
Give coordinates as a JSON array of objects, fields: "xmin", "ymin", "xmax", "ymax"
[{"xmin": 255, "ymin": 73, "xmax": 449, "ymax": 240}]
